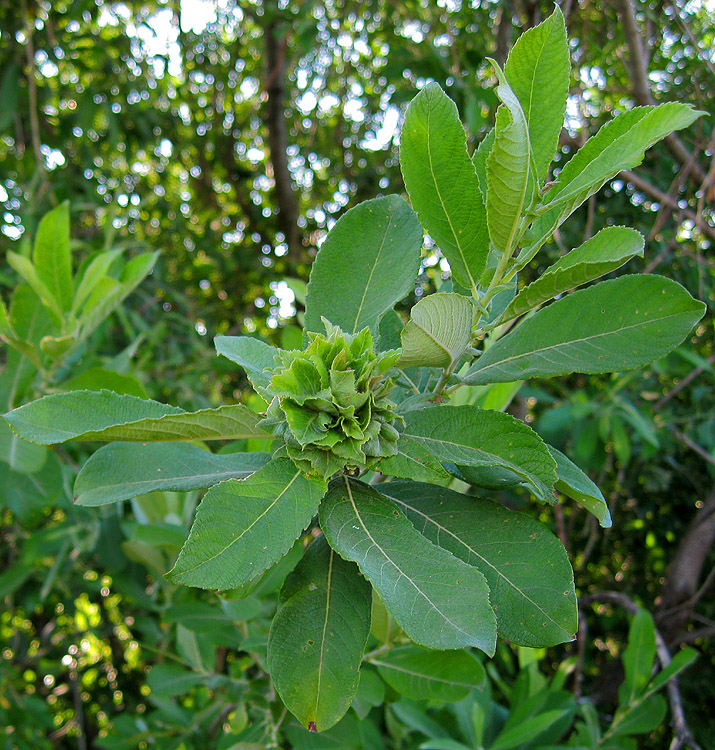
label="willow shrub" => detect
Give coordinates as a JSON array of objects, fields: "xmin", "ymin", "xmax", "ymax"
[{"xmin": 3, "ymin": 8, "xmax": 705, "ymax": 734}]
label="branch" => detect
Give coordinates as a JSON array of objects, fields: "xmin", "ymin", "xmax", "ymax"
[
  {"xmin": 617, "ymin": 0, "xmax": 707, "ymax": 184},
  {"xmin": 670, "ymin": 428, "xmax": 715, "ymax": 469},
  {"xmin": 653, "ymin": 354, "xmax": 715, "ymax": 411},
  {"xmin": 670, "ymin": 3, "xmax": 715, "ymax": 78},
  {"xmin": 494, "ymin": 0, "xmax": 514, "ymax": 66},
  {"xmin": 263, "ymin": 19, "xmax": 300, "ymax": 258},
  {"xmin": 657, "ymin": 488, "xmax": 715, "ymax": 643},
  {"xmin": 580, "ymin": 591, "xmax": 702, "ymax": 750},
  {"xmin": 619, "ymin": 169, "xmax": 715, "ymax": 241},
  {"xmin": 20, "ymin": 0, "xmax": 44, "ymax": 172}
]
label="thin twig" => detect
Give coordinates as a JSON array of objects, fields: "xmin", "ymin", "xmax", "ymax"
[
  {"xmin": 70, "ymin": 668, "xmax": 87, "ymax": 750},
  {"xmin": 653, "ymin": 354, "xmax": 715, "ymax": 411},
  {"xmin": 620, "ymin": 170, "xmax": 715, "ymax": 241},
  {"xmin": 581, "ymin": 591, "xmax": 702, "ymax": 750},
  {"xmin": 669, "ymin": 4, "xmax": 715, "ymax": 78},
  {"xmin": 656, "ymin": 566, "xmax": 715, "ymax": 619},
  {"xmin": 671, "ymin": 428, "xmax": 715, "ymax": 468},
  {"xmin": 573, "ymin": 609, "xmax": 588, "ymax": 700},
  {"xmin": 20, "ymin": 0, "xmax": 44, "ymax": 172}
]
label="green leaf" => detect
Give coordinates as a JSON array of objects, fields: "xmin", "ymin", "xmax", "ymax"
[
  {"xmin": 4, "ymin": 390, "xmax": 270, "ymax": 443},
  {"xmin": 549, "ymin": 447, "xmax": 611, "ymax": 527},
  {"xmin": 399, "ymin": 293, "xmax": 475, "ymax": 369},
  {"xmin": 0, "ymin": 420, "xmax": 47, "ymax": 474},
  {"xmin": 168, "ymin": 457, "xmax": 327, "ymax": 589},
  {"xmin": 486, "ymin": 61, "xmax": 531, "ymax": 257},
  {"xmin": 377, "ymin": 434, "xmax": 450, "ymax": 483},
  {"xmin": 131, "ymin": 523, "xmax": 188, "ymax": 548},
  {"xmin": 5, "ymin": 286, "xmax": 51, "ymax": 409},
  {"xmin": 304, "ymin": 195, "xmax": 423, "ymax": 336},
  {"xmin": 74, "ymin": 442, "xmax": 270, "ymax": 506},
  {"xmin": 147, "ymin": 664, "xmax": 206, "ymax": 698},
  {"xmin": 319, "ymin": 476, "xmax": 497, "ymax": 654},
  {"xmin": 612, "ymin": 694, "xmax": 667, "ymax": 737},
  {"xmin": 383, "ymin": 481, "xmax": 577, "ymax": 647},
  {"xmin": 643, "ymin": 648, "xmax": 698, "ymax": 698},
  {"xmin": 214, "ymin": 335, "xmax": 280, "ymax": 393},
  {"xmin": 619, "ymin": 609, "xmax": 656, "ymax": 705},
  {"xmin": 0, "ymin": 565, "xmax": 33, "ymax": 599},
  {"xmin": 72, "ymin": 249, "xmax": 122, "ymax": 314},
  {"xmin": 7, "ymin": 251, "xmax": 64, "ymax": 322},
  {"xmin": 33, "ymin": 201, "xmax": 73, "ymax": 314},
  {"xmin": 421, "ymin": 741, "xmax": 473, "ymax": 750},
  {"xmin": 59, "ymin": 367, "xmax": 148, "ymax": 398},
  {"xmin": 401, "ymin": 405, "xmax": 556, "ymax": 503},
  {"xmin": 499, "ymin": 226, "xmax": 645, "ymax": 324},
  {"xmin": 351, "ymin": 668, "xmax": 385, "ymax": 719},
  {"xmin": 465, "ymin": 276, "xmax": 706, "ymax": 385},
  {"xmin": 0, "ymin": 296, "xmax": 14, "ymax": 339},
  {"xmin": 490, "ymin": 709, "xmax": 571, "ymax": 750},
  {"xmin": 268, "ymin": 535, "xmax": 371, "ymax": 732},
  {"xmin": 76, "ymin": 251, "xmax": 159, "ymax": 343},
  {"xmin": 2, "ymin": 453, "xmax": 65, "ymax": 522},
  {"xmin": 400, "ymin": 83, "xmax": 489, "ymax": 290},
  {"xmin": 521, "ymin": 103, "xmax": 705, "ymax": 265},
  {"xmin": 472, "ymin": 127, "xmax": 495, "ymax": 198},
  {"xmin": 372, "ymin": 646, "xmax": 485, "ymax": 702},
  {"xmin": 504, "ymin": 7, "xmax": 569, "ymax": 184}
]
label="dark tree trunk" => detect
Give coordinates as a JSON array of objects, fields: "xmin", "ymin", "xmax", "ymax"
[{"xmin": 264, "ymin": 17, "xmax": 300, "ymax": 257}]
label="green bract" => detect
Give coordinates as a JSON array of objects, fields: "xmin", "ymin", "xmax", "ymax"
[{"xmin": 259, "ymin": 321, "xmax": 402, "ymax": 480}]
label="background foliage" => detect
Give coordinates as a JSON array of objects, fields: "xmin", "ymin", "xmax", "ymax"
[{"xmin": 0, "ymin": 0, "xmax": 713, "ymax": 748}]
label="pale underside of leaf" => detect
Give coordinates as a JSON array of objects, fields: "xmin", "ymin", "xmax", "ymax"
[
  {"xmin": 3, "ymin": 390, "xmax": 269, "ymax": 444},
  {"xmin": 486, "ymin": 67, "xmax": 532, "ymax": 257},
  {"xmin": 548, "ymin": 446, "xmax": 612, "ymax": 527},
  {"xmin": 74, "ymin": 441, "xmax": 270, "ymax": 505},
  {"xmin": 214, "ymin": 336, "xmax": 281, "ymax": 393},
  {"xmin": 399, "ymin": 293, "xmax": 474, "ymax": 368}
]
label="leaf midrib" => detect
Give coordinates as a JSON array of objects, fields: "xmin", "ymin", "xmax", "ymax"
[
  {"xmin": 351, "ymin": 203, "xmax": 394, "ymax": 333},
  {"xmin": 174, "ymin": 470, "xmax": 301, "ymax": 576},
  {"xmin": 401, "ymin": 430, "xmax": 547, "ymax": 497},
  {"xmin": 312, "ymin": 546, "xmax": 335, "ymax": 723},
  {"xmin": 79, "ymin": 406, "xmax": 266, "ymax": 442},
  {"xmin": 388, "ymin": 495, "xmax": 567, "ymax": 635},
  {"xmin": 470, "ymin": 307, "xmax": 696, "ymax": 379},
  {"xmin": 370, "ymin": 658, "xmax": 478, "ymax": 689},
  {"xmin": 342, "ymin": 476, "xmax": 472, "ymax": 640},
  {"xmin": 424, "ymin": 98, "xmax": 475, "ymax": 291}
]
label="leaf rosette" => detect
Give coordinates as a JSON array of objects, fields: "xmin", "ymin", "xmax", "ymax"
[{"xmin": 259, "ymin": 321, "xmax": 402, "ymax": 479}]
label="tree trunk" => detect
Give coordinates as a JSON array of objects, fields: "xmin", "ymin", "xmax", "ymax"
[
  {"xmin": 264, "ymin": 16, "xmax": 300, "ymax": 257},
  {"xmin": 656, "ymin": 487, "xmax": 715, "ymax": 645}
]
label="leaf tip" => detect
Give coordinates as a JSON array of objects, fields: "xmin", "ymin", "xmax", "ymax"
[{"xmin": 308, "ymin": 721, "xmax": 318, "ymax": 733}]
